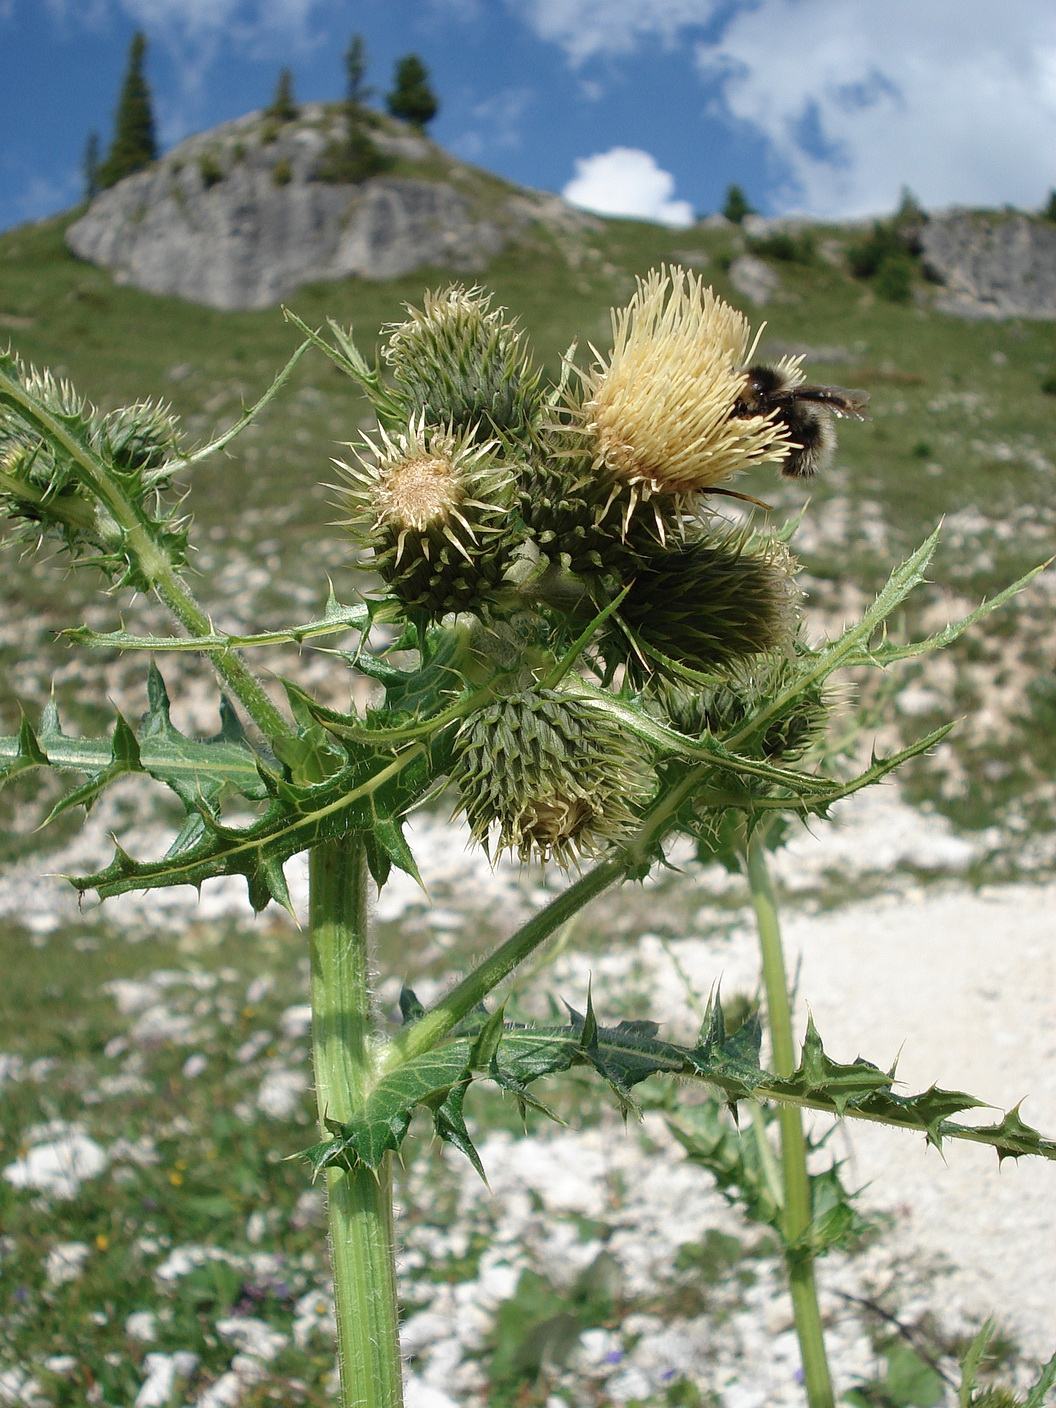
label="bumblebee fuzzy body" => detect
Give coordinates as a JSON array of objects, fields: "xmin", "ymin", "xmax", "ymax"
[{"xmin": 734, "ymin": 364, "xmax": 869, "ymax": 478}]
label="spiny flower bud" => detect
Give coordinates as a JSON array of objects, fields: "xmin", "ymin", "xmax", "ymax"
[
  {"xmin": 336, "ymin": 417, "xmax": 519, "ymax": 618},
  {"xmin": 575, "ymin": 267, "xmax": 793, "ymax": 506},
  {"xmin": 648, "ymin": 651, "xmax": 831, "ymax": 763},
  {"xmin": 615, "ymin": 531, "xmax": 798, "ymax": 680},
  {"xmin": 382, "ymin": 286, "xmax": 543, "ymax": 443},
  {"xmin": 452, "ymin": 689, "xmax": 653, "ymax": 865},
  {"xmin": 97, "ymin": 400, "xmax": 180, "ymax": 477}
]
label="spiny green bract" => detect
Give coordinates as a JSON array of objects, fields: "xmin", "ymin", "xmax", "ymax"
[
  {"xmin": 516, "ymin": 447, "xmax": 687, "ymax": 580},
  {"xmin": 452, "ymin": 689, "xmax": 654, "ymax": 865},
  {"xmin": 648, "ymin": 650, "xmax": 831, "ymax": 763},
  {"xmin": 381, "ymin": 286, "xmax": 543, "ymax": 443},
  {"xmin": 613, "ymin": 531, "xmax": 799, "ymax": 682}
]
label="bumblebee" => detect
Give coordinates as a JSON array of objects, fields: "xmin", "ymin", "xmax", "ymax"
[{"xmin": 735, "ymin": 363, "xmax": 870, "ymax": 478}]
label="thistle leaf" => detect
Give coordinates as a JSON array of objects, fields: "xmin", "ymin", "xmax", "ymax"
[
  {"xmin": 64, "ymin": 598, "xmax": 370, "ymax": 652},
  {"xmin": 72, "ymin": 742, "xmax": 431, "ymax": 912}
]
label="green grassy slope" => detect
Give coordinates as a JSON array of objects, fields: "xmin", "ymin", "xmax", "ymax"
[{"xmin": 2, "ymin": 205, "xmax": 1056, "ymax": 861}]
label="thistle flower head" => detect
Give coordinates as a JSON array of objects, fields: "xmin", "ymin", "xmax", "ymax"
[
  {"xmin": 382, "ymin": 285, "xmax": 542, "ymax": 442},
  {"xmin": 453, "ymin": 689, "xmax": 653, "ymax": 866},
  {"xmin": 335, "ymin": 416, "xmax": 520, "ymax": 617},
  {"xmin": 577, "ymin": 266, "xmax": 793, "ymax": 497}
]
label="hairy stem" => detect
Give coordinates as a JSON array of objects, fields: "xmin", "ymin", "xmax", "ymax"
[
  {"xmin": 746, "ymin": 827, "xmax": 834, "ymax": 1408},
  {"xmin": 310, "ymin": 837, "xmax": 403, "ymax": 1408}
]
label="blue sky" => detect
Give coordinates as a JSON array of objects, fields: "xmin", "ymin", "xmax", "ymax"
[{"xmin": 2, "ymin": 0, "xmax": 1056, "ymax": 234}]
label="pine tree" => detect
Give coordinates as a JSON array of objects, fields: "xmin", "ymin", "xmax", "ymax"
[
  {"xmin": 386, "ymin": 55, "xmax": 438, "ymax": 130},
  {"xmin": 84, "ymin": 132, "xmax": 100, "ymax": 202},
  {"xmin": 317, "ymin": 33, "xmax": 388, "ymax": 184},
  {"xmin": 722, "ymin": 184, "xmax": 754, "ymax": 225},
  {"xmin": 265, "ymin": 67, "xmax": 298, "ymax": 123},
  {"xmin": 346, "ymin": 34, "xmax": 371, "ymax": 109},
  {"xmin": 97, "ymin": 31, "xmax": 157, "ymax": 191}
]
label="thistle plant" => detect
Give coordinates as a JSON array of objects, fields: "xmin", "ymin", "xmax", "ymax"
[{"xmin": 3, "ymin": 267, "xmax": 1055, "ymax": 1408}]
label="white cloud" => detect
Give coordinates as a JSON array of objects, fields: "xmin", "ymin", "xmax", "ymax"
[
  {"xmin": 512, "ymin": 0, "xmax": 717, "ymax": 63},
  {"xmin": 563, "ymin": 147, "xmax": 694, "ymax": 226},
  {"xmin": 698, "ymin": 0, "xmax": 1056, "ymax": 217}
]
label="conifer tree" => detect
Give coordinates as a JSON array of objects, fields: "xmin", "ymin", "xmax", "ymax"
[
  {"xmin": 346, "ymin": 34, "xmax": 371, "ymax": 109},
  {"xmin": 317, "ymin": 33, "xmax": 388, "ymax": 184},
  {"xmin": 722, "ymin": 183, "xmax": 754, "ymax": 225},
  {"xmin": 265, "ymin": 67, "xmax": 299, "ymax": 123},
  {"xmin": 97, "ymin": 31, "xmax": 157, "ymax": 190},
  {"xmin": 386, "ymin": 54, "xmax": 438, "ymax": 130}
]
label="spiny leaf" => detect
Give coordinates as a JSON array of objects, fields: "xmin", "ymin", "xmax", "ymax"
[
  {"xmin": 0, "ymin": 678, "xmax": 267, "ymax": 816},
  {"xmin": 41, "ymin": 711, "xmax": 144, "ymax": 823},
  {"xmin": 304, "ymin": 997, "xmax": 1056, "ymax": 1175},
  {"xmin": 770, "ymin": 1015, "xmax": 895, "ymax": 1116},
  {"xmin": 432, "ymin": 1079, "xmax": 486, "ymax": 1182},
  {"xmin": 844, "ymin": 558, "xmax": 1051, "ymax": 670},
  {"xmin": 1024, "ymin": 1349, "xmax": 1056, "ymax": 1408},
  {"xmin": 723, "ymin": 528, "xmax": 943, "ymax": 753},
  {"xmin": 163, "ymin": 336, "xmax": 311, "ymax": 474},
  {"xmin": 300, "ymin": 1042, "xmax": 473, "ymax": 1173},
  {"xmin": 399, "ymin": 987, "xmax": 426, "ymax": 1024},
  {"xmin": 667, "ymin": 1101, "xmax": 783, "ymax": 1230},
  {"xmin": 0, "ymin": 710, "xmax": 48, "ymax": 785},
  {"xmin": 957, "ymin": 1322, "xmax": 996, "ymax": 1408},
  {"xmin": 73, "ymin": 742, "xmax": 432, "ymax": 912},
  {"xmin": 65, "ymin": 598, "xmax": 370, "ymax": 652}
]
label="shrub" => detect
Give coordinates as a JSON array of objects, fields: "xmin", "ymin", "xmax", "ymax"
[
  {"xmin": 873, "ymin": 251, "xmax": 915, "ymax": 303},
  {"xmin": 197, "ymin": 152, "xmax": 224, "ymax": 189},
  {"xmin": 271, "ymin": 157, "xmax": 293, "ymax": 187},
  {"xmin": 748, "ymin": 230, "xmax": 817, "ymax": 265}
]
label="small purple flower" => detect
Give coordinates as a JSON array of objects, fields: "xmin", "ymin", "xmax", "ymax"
[{"xmin": 604, "ymin": 1349, "xmax": 624, "ymax": 1365}]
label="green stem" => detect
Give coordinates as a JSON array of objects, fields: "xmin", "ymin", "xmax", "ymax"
[
  {"xmin": 310, "ymin": 837, "xmax": 403, "ymax": 1408},
  {"xmin": 745, "ymin": 827, "xmax": 834, "ymax": 1408},
  {"xmin": 384, "ymin": 855, "xmax": 624, "ymax": 1070},
  {"xmin": 388, "ymin": 755, "xmax": 719, "ymax": 1072}
]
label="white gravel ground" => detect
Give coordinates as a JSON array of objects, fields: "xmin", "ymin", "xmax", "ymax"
[
  {"xmin": 3, "ymin": 780, "xmax": 1055, "ymax": 1391},
  {"xmin": 623, "ymin": 881, "xmax": 1056, "ymax": 1361}
]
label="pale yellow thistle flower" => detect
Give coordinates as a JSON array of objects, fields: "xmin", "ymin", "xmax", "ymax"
[{"xmin": 579, "ymin": 265, "xmax": 794, "ymax": 499}]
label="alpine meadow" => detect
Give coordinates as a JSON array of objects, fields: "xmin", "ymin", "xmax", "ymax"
[{"xmin": 2, "ymin": 175, "xmax": 1056, "ymax": 1408}]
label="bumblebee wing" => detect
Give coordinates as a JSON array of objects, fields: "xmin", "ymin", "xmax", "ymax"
[{"xmin": 795, "ymin": 386, "xmax": 870, "ymax": 420}]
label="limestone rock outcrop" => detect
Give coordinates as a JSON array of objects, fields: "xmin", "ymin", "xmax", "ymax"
[
  {"xmin": 66, "ymin": 106, "xmax": 594, "ymax": 310},
  {"xmin": 920, "ymin": 210, "xmax": 1056, "ymax": 320}
]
